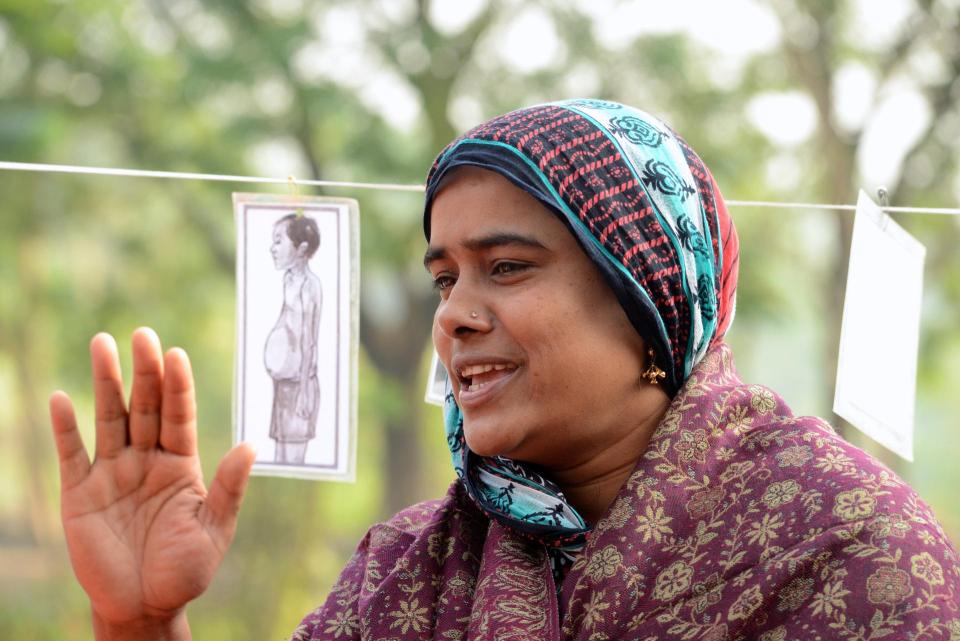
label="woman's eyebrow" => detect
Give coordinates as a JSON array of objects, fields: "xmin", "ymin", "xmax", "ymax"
[{"xmin": 423, "ymin": 232, "xmax": 548, "ymax": 269}]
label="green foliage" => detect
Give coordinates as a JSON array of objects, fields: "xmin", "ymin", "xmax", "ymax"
[{"xmin": 0, "ymin": 0, "xmax": 958, "ymax": 637}]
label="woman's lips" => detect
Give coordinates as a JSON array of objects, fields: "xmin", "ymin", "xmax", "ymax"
[{"xmin": 456, "ymin": 365, "xmax": 518, "ymax": 408}]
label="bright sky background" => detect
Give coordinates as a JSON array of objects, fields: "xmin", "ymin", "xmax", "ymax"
[
  {"xmin": 243, "ymin": 0, "xmax": 957, "ymax": 201},
  {"xmin": 2, "ymin": 0, "xmax": 951, "ymax": 198}
]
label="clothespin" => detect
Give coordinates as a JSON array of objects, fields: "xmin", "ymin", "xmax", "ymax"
[
  {"xmin": 288, "ymin": 175, "xmax": 304, "ymax": 218},
  {"xmin": 876, "ymin": 186, "xmax": 891, "ymax": 230},
  {"xmin": 877, "ymin": 186, "xmax": 889, "ymax": 209}
]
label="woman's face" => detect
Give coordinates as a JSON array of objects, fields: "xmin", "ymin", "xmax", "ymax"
[{"xmin": 427, "ymin": 167, "xmax": 650, "ymax": 469}]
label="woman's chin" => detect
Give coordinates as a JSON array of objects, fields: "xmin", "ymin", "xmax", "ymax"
[
  {"xmin": 462, "ymin": 424, "xmax": 522, "ymax": 459},
  {"xmin": 463, "ymin": 438, "xmax": 505, "ymax": 459}
]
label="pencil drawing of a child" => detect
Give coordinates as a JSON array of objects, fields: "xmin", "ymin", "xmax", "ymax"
[{"xmin": 264, "ymin": 213, "xmax": 322, "ymax": 464}]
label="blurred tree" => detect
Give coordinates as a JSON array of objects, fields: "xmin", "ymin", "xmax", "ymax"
[
  {"xmin": 0, "ymin": 0, "xmax": 958, "ymax": 638},
  {"xmin": 766, "ymin": 0, "xmax": 960, "ymax": 454}
]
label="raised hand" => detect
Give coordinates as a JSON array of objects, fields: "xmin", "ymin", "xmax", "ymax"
[{"xmin": 49, "ymin": 329, "xmax": 255, "ymax": 639}]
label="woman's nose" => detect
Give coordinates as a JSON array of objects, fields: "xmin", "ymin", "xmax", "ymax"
[{"xmin": 434, "ymin": 282, "xmax": 491, "ymax": 338}]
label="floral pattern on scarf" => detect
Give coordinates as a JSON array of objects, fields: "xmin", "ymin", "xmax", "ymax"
[{"xmin": 295, "ymin": 343, "xmax": 960, "ymax": 640}]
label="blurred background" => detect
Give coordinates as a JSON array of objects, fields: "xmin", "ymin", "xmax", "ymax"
[{"xmin": 1, "ymin": 0, "xmax": 958, "ymax": 637}]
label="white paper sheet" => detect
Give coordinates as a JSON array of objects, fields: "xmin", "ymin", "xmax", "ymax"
[
  {"xmin": 233, "ymin": 193, "xmax": 359, "ymax": 481},
  {"xmin": 424, "ymin": 350, "xmax": 448, "ymax": 406},
  {"xmin": 833, "ymin": 190, "xmax": 925, "ymax": 461}
]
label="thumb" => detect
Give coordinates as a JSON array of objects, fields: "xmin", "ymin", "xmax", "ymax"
[{"xmin": 204, "ymin": 443, "xmax": 256, "ymax": 547}]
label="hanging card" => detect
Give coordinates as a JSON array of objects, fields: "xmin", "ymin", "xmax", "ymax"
[
  {"xmin": 233, "ymin": 193, "xmax": 359, "ymax": 481},
  {"xmin": 424, "ymin": 349, "xmax": 448, "ymax": 406},
  {"xmin": 833, "ymin": 190, "xmax": 925, "ymax": 461}
]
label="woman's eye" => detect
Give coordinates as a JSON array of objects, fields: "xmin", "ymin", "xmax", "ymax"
[
  {"xmin": 432, "ymin": 274, "xmax": 456, "ymax": 290},
  {"xmin": 492, "ymin": 261, "xmax": 528, "ymax": 276}
]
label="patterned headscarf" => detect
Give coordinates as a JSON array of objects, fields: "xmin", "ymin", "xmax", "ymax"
[{"xmin": 422, "ymin": 99, "xmax": 740, "ymax": 567}]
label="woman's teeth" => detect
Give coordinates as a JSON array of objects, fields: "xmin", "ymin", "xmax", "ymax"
[
  {"xmin": 459, "ymin": 363, "xmax": 516, "ymax": 392},
  {"xmin": 459, "ymin": 363, "xmax": 512, "ymax": 376}
]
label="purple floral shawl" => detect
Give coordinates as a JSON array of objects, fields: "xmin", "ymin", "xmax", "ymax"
[{"xmin": 294, "ymin": 344, "xmax": 960, "ymax": 640}]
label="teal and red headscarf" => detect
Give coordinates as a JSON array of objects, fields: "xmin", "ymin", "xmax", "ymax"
[{"xmin": 422, "ymin": 99, "xmax": 740, "ymax": 565}]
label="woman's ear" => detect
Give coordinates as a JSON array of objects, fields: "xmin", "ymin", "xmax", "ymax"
[{"xmin": 296, "ymin": 241, "xmax": 310, "ymax": 258}]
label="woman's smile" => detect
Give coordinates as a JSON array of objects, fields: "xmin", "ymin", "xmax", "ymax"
[{"xmin": 452, "ymin": 356, "xmax": 521, "ymax": 408}]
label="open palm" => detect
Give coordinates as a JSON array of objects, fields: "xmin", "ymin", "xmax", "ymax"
[{"xmin": 50, "ymin": 329, "xmax": 255, "ymax": 630}]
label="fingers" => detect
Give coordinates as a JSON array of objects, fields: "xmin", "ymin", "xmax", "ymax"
[
  {"xmin": 160, "ymin": 347, "xmax": 198, "ymax": 456},
  {"xmin": 49, "ymin": 391, "xmax": 91, "ymax": 490},
  {"xmin": 91, "ymin": 333, "xmax": 128, "ymax": 459},
  {"xmin": 129, "ymin": 328, "xmax": 164, "ymax": 450},
  {"xmin": 204, "ymin": 443, "xmax": 256, "ymax": 544}
]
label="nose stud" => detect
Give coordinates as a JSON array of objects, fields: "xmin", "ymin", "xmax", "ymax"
[{"xmin": 470, "ymin": 311, "xmax": 479, "ymax": 319}]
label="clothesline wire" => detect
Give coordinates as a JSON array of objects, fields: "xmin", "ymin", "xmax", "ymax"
[
  {"xmin": 2, "ymin": 160, "xmax": 959, "ymax": 216},
  {"xmin": 0, "ymin": 161, "xmax": 426, "ymax": 193}
]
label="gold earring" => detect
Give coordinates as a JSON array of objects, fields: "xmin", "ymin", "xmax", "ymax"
[{"xmin": 641, "ymin": 348, "xmax": 666, "ymax": 385}]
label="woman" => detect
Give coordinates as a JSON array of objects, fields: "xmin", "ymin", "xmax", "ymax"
[{"xmin": 50, "ymin": 100, "xmax": 960, "ymax": 641}]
